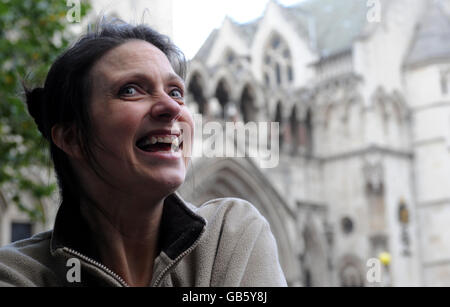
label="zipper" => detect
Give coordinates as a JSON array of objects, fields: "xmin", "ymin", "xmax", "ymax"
[
  {"xmin": 62, "ymin": 247, "xmax": 130, "ymax": 287},
  {"xmin": 152, "ymin": 226, "xmax": 206, "ymax": 287}
]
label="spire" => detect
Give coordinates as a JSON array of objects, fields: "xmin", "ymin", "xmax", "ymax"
[{"xmin": 405, "ymin": 0, "xmax": 450, "ymax": 68}]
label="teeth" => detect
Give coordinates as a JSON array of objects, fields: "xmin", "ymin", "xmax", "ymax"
[{"xmin": 138, "ymin": 134, "xmax": 183, "ymax": 152}]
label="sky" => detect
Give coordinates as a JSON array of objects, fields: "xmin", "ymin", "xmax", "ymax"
[{"xmin": 172, "ymin": 0, "xmax": 306, "ymax": 59}]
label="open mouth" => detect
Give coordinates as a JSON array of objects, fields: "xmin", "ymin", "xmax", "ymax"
[{"xmin": 136, "ymin": 135, "xmax": 183, "ymax": 153}]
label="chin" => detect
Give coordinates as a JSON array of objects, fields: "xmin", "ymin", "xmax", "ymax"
[{"xmin": 152, "ymin": 170, "xmax": 186, "ymax": 194}]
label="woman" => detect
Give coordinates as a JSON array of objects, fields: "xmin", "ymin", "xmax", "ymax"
[{"xmin": 0, "ymin": 20, "xmax": 287, "ymax": 287}]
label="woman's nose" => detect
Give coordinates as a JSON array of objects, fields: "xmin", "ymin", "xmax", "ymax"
[{"xmin": 150, "ymin": 92, "xmax": 182, "ymax": 122}]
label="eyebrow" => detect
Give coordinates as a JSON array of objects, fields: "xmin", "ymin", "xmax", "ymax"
[
  {"xmin": 165, "ymin": 73, "xmax": 185, "ymax": 85},
  {"xmin": 109, "ymin": 72, "xmax": 185, "ymax": 91}
]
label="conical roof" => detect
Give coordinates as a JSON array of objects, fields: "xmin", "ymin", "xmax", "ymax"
[{"xmin": 405, "ymin": 1, "xmax": 450, "ymax": 68}]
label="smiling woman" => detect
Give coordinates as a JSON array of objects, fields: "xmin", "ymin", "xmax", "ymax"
[{"xmin": 0, "ymin": 18, "xmax": 287, "ymax": 287}]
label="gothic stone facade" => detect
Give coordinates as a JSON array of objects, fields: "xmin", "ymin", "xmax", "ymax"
[
  {"xmin": 2, "ymin": 0, "xmax": 450, "ymax": 287},
  {"xmin": 179, "ymin": 0, "xmax": 450, "ymax": 286}
]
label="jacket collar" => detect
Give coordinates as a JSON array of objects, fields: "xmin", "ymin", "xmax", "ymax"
[{"xmin": 50, "ymin": 193, "xmax": 206, "ymax": 261}]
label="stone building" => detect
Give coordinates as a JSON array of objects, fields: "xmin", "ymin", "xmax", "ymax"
[{"xmin": 179, "ymin": 0, "xmax": 450, "ymax": 286}]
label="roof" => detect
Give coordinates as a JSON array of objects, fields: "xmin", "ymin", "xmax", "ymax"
[
  {"xmin": 281, "ymin": 0, "xmax": 368, "ymax": 57},
  {"xmin": 404, "ymin": 1, "xmax": 450, "ymax": 68},
  {"xmin": 193, "ymin": 0, "xmax": 369, "ymax": 60},
  {"xmin": 236, "ymin": 18, "xmax": 260, "ymax": 46},
  {"xmin": 193, "ymin": 18, "xmax": 259, "ymax": 61},
  {"xmin": 193, "ymin": 29, "xmax": 219, "ymax": 61}
]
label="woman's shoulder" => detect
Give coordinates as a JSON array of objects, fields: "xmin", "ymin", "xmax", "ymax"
[
  {"xmin": 192, "ymin": 197, "xmax": 270, "ymax": 233},
  {"xmin": 0, "ymin": 231, "xmax": 55, "ymax": 286},
  {"xmin": 0, "ymin": 231, "xmax": 52, "ymax": 256},
  {"xmin": 185, "ymin": 197, "xmax": 287, "ymax": 286}
]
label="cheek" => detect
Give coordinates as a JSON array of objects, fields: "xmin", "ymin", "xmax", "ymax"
[{"xmin": 93, "ymin": 107, "xmax": 142, "ymax": 150}]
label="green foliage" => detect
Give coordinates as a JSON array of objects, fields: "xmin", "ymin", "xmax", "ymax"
[{"xmin": 0, "ymin": 0, "xmax": 90, "ymax": 223}]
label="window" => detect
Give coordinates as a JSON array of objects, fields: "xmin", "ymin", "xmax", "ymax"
[
  {"xmin": 341, "ymin": 217, "xmax": 354, "ymax": 235},
  {"xmin": 288, "ymin": 66, "xmax": 293, "ymax": 82},
  {"xmin": 276, "ymin": 63, "xmax": 282, "ymax": 85},
  {"xmin": 263, "ymin": 33, "xmax": 293, "ymax": 87},
  {"xmin": 271, "ymin": 36, "xmax": 280, "ymax": 49},
  {"xmin": 11, "ymin": 222, "xmax": 32, "ymax": 242},
  {"xmin": 188, "ymin": 73, "xmax": 206, "ymax": 114},
  {"xmin": 227, "ymin": 51, "xmax": 235, "ymax": 64},
  {"xmin": 264, "ymin": 73, "xmax": 270, "ymax": 86},
  {"xmin": 215, "ymin": 79, "xmax": 230, "ymax": 119}
]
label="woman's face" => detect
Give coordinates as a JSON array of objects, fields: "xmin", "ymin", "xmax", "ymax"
[{"xmin": 87, "ymin": 40, "xmax": 193, "ymax": 196}]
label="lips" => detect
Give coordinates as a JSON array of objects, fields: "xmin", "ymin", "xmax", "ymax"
[{"xmin": 136, "ymin": 132, "xmax": 183, "ymax": 153}]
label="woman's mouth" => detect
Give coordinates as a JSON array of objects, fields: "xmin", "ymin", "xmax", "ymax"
[{"xmin": 136, "ymin": 134, "xmax": 183, "ymax": 153}]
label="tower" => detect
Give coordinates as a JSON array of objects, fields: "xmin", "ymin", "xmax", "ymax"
[{"xmin": 404, "ymin": 0, "xmax": 450, "ymax": 285}]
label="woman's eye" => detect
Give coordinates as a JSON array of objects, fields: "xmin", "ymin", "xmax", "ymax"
[
  {"xmin": 170, "ymin": 89, "xmax": 183, "ymax": 99},
  {"xmin": 119, "ymin": 85, "xmax": 139, "ymax": 97}
]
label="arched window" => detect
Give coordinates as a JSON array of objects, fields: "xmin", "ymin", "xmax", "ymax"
[
  {"xmin": 340, "ymin": 264, "xmax": 364, "ymax": 287},
  {"xmin": 263, "ymin": 33, "xmax": 293, "ymax": 88},
  {"xmin": 240, "ymin": 85, "xmax": 256, "ymax": 123},
  {"xmin": 187, "ymin": 73, "xmax": 207, "ymax": 114},
  {"xmin": 215, "ymin": 79, "xmax": 230, "ymax": 119},
  {"xmin": 226, "ymin": 50, "xmax": 236, "ymax": 64}
]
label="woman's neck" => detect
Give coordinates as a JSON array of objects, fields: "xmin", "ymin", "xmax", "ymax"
[{"xmin": 79, "ymin": 193, "xmax": 164, "ymax": 287}]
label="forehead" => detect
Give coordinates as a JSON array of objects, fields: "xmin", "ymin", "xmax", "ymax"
[{"xmin": 91, "ymin": 40, "xmax": 175, "ymax": 79}]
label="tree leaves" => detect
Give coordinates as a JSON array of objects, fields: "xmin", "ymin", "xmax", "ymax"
[{"xmin": 0, "ymin": 0, "xmax": 91, "ymax": 223}]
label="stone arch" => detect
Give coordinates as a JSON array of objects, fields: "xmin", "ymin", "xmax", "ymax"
[
  {"xmin": 187, "ymin": 71, "xmax": 208, "ymax": 115},
  {"xmin": 179, "ymin": 157, "xmax": 300, "ymax": 285},
  {"xmin": 185, "ymin": 60, "xmax": 209, "ymax": 91},
  {"xmin": 342, "ymin": 95, "xmax": 365, "ymax": 145},
  {"xmin": 372, "ymin": 87, "xmax": 389, "ymax": 121},
  {"xmin": 211, "ymin": 68, "xmax": 236, "ymax": 99},
  {"xmin": 322, "ymin": 102, "xmax": 335, "ymax": 129},
  {"xmin": 371, "ymin": 86, "xmax": 392, "ymax": 138},
  {"xmin": 342, "ymin": 93, "xmax": 364, "ymax": 123},
  {"xmin": 214, "ymin": 78, "xmax": 232, "ymax": 119},
  {"xmin": 338, "ymin": 254, "xmax": 365, "ymax": 287},
  {"xmin": 391, "ymin": 90, "xmax": 410, "ymax": 123},
  {"xmin": 239, "ymin": 84, "xmax": 258, "ymax": 123},
  {"xmin": 236, "ymin": 73, "xmax": 265, "ymax": 109},
  {"xmin": 297, "ymin": 213, "xmax": 329, "ymax": 286}
]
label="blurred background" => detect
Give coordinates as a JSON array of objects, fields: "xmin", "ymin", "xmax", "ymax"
[{"xmin": 1, "ymin": 0, "xmax": 450, "ymax": 287}]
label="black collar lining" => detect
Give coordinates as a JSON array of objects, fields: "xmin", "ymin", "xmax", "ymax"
[{"xmin": 50, "ymin": 194, "xmax": 206, "ymax": 261}]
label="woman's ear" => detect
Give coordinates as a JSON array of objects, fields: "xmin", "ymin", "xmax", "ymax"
[{"xmin": 51, "ymin": 124, "xmax": 83, "ymax": 159}]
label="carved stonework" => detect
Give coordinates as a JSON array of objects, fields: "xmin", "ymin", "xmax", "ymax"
[{"xmin": 363, "ymin": 160, "xmax": 384, "ymax": 194}]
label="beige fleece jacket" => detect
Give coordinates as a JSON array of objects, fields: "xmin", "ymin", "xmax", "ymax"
[{"xmin": 0, "ymin": 194, "xmax": 287, "ymax": 287}]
